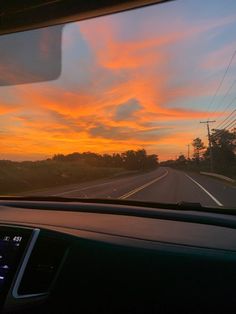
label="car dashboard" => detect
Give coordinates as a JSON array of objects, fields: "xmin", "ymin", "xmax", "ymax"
[{"xmin": 0, "ymin": 200, "xmax": 235, "ymax": 314}]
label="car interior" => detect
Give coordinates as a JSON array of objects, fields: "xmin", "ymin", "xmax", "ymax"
[{"xmin": 0, "ymin": 1, "xmax": 236, "ymax": 313}]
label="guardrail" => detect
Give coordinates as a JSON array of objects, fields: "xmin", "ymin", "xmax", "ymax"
[{"xmin": 200, "ymin": 172, "xmax": 235, "ymax": 183}]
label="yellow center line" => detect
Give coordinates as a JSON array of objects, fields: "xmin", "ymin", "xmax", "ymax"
[{"xmin": 119, "ymin": 170, "xmax": 169, "ymax": 200}]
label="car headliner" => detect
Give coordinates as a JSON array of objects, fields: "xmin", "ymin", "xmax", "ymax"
[{"xmin": 0, "ymin": 0, "xmax": 174, "ymax": 35}]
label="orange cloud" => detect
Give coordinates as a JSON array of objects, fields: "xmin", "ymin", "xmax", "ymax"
[
  {"xmin": 0, "ymin": 105, "xmax": 16, "ymax": 115},
  {"xmin": 1, "ymin": 6, "xmax": 234, "ymax": 160}
]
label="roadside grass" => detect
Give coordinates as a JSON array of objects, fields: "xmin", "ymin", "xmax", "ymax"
[{"xmin": 0, "ymin": 160, "xmax": 124, "ymax": 195}]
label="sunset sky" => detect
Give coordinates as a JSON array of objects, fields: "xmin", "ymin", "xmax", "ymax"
[{"xmin": 1, "ymin": 0, "xmax": 236, "ymax": 161}]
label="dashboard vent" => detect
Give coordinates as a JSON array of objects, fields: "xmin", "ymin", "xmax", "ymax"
[{"xmin": 18, "ymin": 235, "xmax": 68, "ymax": 295}]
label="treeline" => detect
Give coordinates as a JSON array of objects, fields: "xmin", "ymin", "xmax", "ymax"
[
  {"xmin": 161, "ymin": 128, "xmax": 236, "ymax": 177},
  {"xmin": 52, "ymin": 149, "xmax": 158, "ymax": 171},
  {"xmin": 0, "ymin": 149, "xmax": 158, "ymax": 194},
  {"xmin": 0, "ymin": 159, "xmax": 122, "ymax": 194}
]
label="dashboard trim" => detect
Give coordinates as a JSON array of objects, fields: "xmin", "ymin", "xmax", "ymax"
[{"xmin": 11, "ymin": 228, "xmax": 48, "ymax": 299}]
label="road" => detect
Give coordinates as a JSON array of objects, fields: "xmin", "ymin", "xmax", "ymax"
[{"xmin": 30, "ymin": 167, "xmax": 236, "ymax": 208}]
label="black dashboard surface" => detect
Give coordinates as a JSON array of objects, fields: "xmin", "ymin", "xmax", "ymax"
[
  {"xmin": 1, "ymin": 202, "xmax": 236, "ymax": 250},
  {"xmin": 0, "ymin": 201, "xmax": 235, "ymax": 314}
]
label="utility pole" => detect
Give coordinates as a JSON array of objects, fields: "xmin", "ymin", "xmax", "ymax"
[
  {"xmin": 187, "ymin": 144, "xmax": 190, "ymax": 160},
  {"xmin": 200, "ymin": 120, "xmax": 216, "ymax": 172}
]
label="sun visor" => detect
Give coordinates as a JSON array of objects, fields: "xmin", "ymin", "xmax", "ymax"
[
  {"xmin": 0, "ymin": 25, "xmax": 63, "ymax": 86},
  {"xmin": 0, "ymin": 0, "xmax": 172, "ymax": 86}
]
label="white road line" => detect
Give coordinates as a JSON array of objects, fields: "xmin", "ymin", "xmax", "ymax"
[
  {"xmin": 54, "ymin": 181, "xmax": 113, "ymax": 196},
  {"xmin": 119, "ymin": 170, "xmax": 169, "ymax": 200},
  {"xmin": 185, "ymin": 174, "xmax": 223, "ymax": 207}
]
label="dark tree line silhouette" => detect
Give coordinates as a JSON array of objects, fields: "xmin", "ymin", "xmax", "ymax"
[
  {"xmin": 52, "ymin": 149, "xmax": 159, "ymax": 171},
  {"xmin": 161, "ymin": 128, "xmax": 236, "ymax": 177}
]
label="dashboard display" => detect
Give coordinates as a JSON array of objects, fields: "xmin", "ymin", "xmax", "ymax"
[
  {"xmin": 0, "ymin": 234, "xmax": 24, "ymax": 290},
  {"xmin": 0, "ymin": 226, "xmax": 33, "ymax": 304}
]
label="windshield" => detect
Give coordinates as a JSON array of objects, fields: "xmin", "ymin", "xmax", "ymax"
[{"xmin": 0, "ymin": 0, "xmax": 235, "ymax": 209}]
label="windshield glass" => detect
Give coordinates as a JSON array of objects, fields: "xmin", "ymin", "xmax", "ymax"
[{"xmin": 0, "ymin": 0, "xmax": 235, "ymax": 209}]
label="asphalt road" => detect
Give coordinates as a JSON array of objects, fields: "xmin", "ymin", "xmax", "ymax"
[{"xmin": 30, "ymin": 167, "xmax": 236, "ymax": 208}]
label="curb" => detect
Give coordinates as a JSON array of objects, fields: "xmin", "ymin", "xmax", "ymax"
[{"xmin": 200, "ymin": 172, "xmax": 235, "ymax": 183}]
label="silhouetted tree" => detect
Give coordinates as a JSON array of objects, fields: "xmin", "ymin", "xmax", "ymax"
[
  {"xmin": 53, "ymin": 149, "xmax": 158, "ymax": 171},
  {"xmin": 122, "ymin": 149, "xmax": 158, "ymax": 170},
  {"xmin": 52, "ymin": 154, "xmax": 66, "ymax": 161},
  {"xmin": 112, "ymin": 153, "xmax": 123, "ymax": 167},
  {"xmin": 175, "ymin": 154, "xmax": 187, "ymax": 167},
  {"xmin": 145, "ymin": 154, "xmax": 159, "ymax": 169},
  {"xmin": 192, "ymin": 137, "xmax": 205, "ymax": 165},
  {"xmin": 204, "ymin": 129, "xmax": 236, "ymax": 173}
]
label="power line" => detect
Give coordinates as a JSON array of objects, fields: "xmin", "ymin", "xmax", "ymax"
[
  {"xmin": 214, "ymin": 94, "xmax": 236, "ymax": 127},
  {"xmin": 211, "ymin": 119, "xmax": 236, "ymax": 139},
  {"xmin": 211, "ymin": 126, "xmax": 236, "ymax": 141},
  {"xmin": 208, "ymin": 78, "xmax": 236, "ymax": 119},
  {"xmin": 191, "ymin": 50, "xmax": 236, "ymax": 141},
  {"xmin": 215, "ymin": 108, "xmax": 236, "ymax": 129},
  {"xmin": 219, "ymin": 118, "xmax": 235, "ymax": 130},
  {"xmin": 219, "ymin": 114, "xmax": 236, "ymax": 130},
  {"xmin": 206, "ymin": 49, "xmax": 236, "ymax": 118},
  {"xmin": 192, "ymin": 72, "xmax": 233, "ymax": 136}
]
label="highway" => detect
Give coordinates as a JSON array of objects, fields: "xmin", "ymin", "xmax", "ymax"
[{"xmin": 31, "ymin": 167, "xmax": 236, "ymax": 208}]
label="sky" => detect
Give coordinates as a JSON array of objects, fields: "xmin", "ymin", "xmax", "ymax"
[{"xmin": 0, "ymin": 0, "xmax": 236, "ymax": 161}]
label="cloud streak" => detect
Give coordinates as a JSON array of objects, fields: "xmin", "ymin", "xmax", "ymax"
[{"xmin": 0, "ymin": 0, "xmax": 236, "ymax": 160}]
